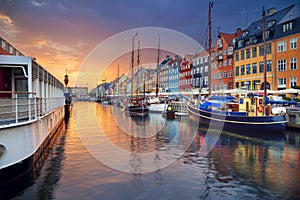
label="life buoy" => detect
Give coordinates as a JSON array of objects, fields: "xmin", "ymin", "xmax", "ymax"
[{"xmin": 258, "ymin": 105, "xmax": 264, "ymax": 112}]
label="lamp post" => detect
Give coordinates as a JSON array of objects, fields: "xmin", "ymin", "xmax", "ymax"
[{"xmin": 102, "ymin": 76, "xmax": 106, "ymax": 101}]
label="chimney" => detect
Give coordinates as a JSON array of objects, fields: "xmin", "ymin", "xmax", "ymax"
[
  {"xmin": 267, "ymin": 7, "xmax": 277, "ymax": 16},
  {"xmin": 236, "ymin": 28, "xmax": 242, "ymax": 34}
]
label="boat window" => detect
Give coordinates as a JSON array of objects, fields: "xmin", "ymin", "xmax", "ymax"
[
  {"xmin": 239, "ymin": 99, "xmax": 244, "ymax": 104},
  {"xmin": 251, "ymin": 98, "xmax": 256, "ymax": 105}
]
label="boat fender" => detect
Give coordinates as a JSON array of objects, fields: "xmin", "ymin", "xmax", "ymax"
[{"xmin": 258, "ymin": 105, "xmax": 264, "ymax": 113}]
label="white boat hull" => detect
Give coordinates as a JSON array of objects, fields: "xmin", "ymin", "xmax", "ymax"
[{"xmin": 0, "ymin": 106, "xmax": 64, "ymax": 184}]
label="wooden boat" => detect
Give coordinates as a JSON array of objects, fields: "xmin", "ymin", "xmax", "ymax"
[
  {"xmin": 124, "ymin": 35, "xmax": 149, "ymax": 117},
  {"xmin": 125, "ymin": 96, "xmax": 149, "ymax": 117}
]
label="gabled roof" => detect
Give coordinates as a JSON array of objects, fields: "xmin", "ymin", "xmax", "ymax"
[
  {"xmin": 194, "ymin": 49, "xmax": 209, "ymax": 59},
  {"xmin": 237, "ymin": 5, "xmax": 293, "ymax": 40},
  {"xmin": 160, "ymin": 57, "xmax": 172, "ymax": 65},
  {"xmin": 215, "ymin": 32, "xmax": 236, "ymax": 48},
  {"xmin": 185, "ymin": 54, "xmax": 195, "ymax": 62}
]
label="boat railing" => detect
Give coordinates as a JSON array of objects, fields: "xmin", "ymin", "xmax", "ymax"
[
  {"xmin": 168, "ymin": 101, "xmax": 188, "ymax": 114},
  {"xmin": 0, "ymin": 91, "xmax": 64, "ymax": 127}
]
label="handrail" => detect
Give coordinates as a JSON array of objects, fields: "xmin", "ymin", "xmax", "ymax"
[
  {"xmin": 0, "ymin": 91, "xmax": 36, "ymax": 95},
  {"xmin": 0, "ymin": 95, "xmax": 64, "ymax": 127}
]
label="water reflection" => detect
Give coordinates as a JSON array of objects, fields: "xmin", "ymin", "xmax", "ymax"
[
  {"xmin": 2, "ymin": 102, "xmax": 300, "ymax": 199},
  {"xmin": 0, "ymin": 118, "xmax": 67, "ymax": 200},
  {"xmin": 183, "ymin": 127, "xmax": 300, "ymax": 199}
]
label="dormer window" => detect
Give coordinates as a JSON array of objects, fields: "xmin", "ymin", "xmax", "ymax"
[
  {"xmin": 228, "ymin": 46, "xmax": 233, "ymax": 55},
  {"xmin": 217, "ymin": 39, "xmax": 222, "ymax": 48},
  {"xmin": 238, "ymin": 40, "xmax": 244, "ymax": 48},
  {"xmin": 242, "ymin": 31, "xmax": 249, "ymax": 37},
  {"xmin": 283, "ymin": 21, "xmax": 294, "ymax": 32},
  {"xmin": 267, "ymin": 20, "xmax": 276, "ymax": 27}
]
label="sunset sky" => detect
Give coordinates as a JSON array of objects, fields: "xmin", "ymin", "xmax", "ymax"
[{"xmin": 0, "ymin": 0, "xmax": 297, "ymax": 90}]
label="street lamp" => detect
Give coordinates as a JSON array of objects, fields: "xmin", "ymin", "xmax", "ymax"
[{"xmin": 102, "ymin": 76, "xmax": 106, "ymax": 101}]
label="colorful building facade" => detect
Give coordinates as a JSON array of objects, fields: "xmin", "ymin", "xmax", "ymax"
[{"xmin": 234, "ymin": 4, "xmax": 300, "ymax": 91}]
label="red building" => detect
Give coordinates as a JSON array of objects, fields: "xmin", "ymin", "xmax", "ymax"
[
  {"xmin": 211, "ymin": 30, "xmax": 242, "ymax": 91},
  {"xmin": 179, "ymin": 55, "xmax": 194, "ymax": 92}
]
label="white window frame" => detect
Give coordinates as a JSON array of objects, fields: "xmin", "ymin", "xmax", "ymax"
[
  {"xmin": 278, "ymin": 60, "xmax": 286, "ymax": 71},
  {"xmin": 290, "ymin": 58, "xmax": 297, "ymax": 70},
  {"xmin": 290, "ymin": 38, "xmax": 297, "ymax": 50},
  {"xmin": 277, "ymin": 41, "xmax": 286, "ymax": 52},
  {"xmin": 290, "ymin": 77, "xmax": 297, "ymax": 88}
]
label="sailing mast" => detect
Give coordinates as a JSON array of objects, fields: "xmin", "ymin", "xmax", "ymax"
[
  {"xmin": 208, "ymin": 1, "xmax": 213, "ymax": 96},
  {"xmin": 117, "ymin": 64, "xmax": 119, "ymax": 97},
  {"xmin": 130, "ymin": 34, "xmax": 135, "ymax": 97},
  {"xmin": 262, "ymin": 7, "xmax": 267, "ymax": 116},
  {"xmin": 156, "ymin": 34, "xmax": 160, "ymax": 97},
  {"xmin": 136, "ymin": 39, "xmax": 140, "ymax": 96}
]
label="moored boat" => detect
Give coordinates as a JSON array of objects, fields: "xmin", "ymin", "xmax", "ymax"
[
  {"xmin": 125, "ymin": 96, "xmax": 149, "ymax": 117},
  {"xmin": 187, "ymin": 95, "xmax": 287, "ymax": 133}
]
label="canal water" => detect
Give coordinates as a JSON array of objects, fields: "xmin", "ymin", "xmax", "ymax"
[{"xmin": 1, "ymin": 102, "xmax": 300, "ymax": 200}]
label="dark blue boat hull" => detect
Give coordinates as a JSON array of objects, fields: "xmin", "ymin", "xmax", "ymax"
[
  {"xmin": 125, "ymin": 105, "xmax": 150, "ymax": 117},
  {"xmin": 187, "ymin": 103, "xmax": 287, "ymax": 133}
]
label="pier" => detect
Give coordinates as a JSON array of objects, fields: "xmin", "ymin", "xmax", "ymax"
[{"xmin": 286, "ymin": 107, "xmax": 300, "ymax": 129}]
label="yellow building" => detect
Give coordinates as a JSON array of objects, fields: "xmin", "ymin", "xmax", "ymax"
[{"xmin": 234, "ymin": 4, "xmax": 300, "ymax": 92}]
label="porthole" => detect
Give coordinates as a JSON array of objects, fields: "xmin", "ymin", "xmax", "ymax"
[{"xmin": 0, "ymin": 144, "xmax": 7, "ymax": 163}]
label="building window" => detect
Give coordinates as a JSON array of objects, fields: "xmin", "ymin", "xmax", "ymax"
[
  {"xmin": 266, "ymin": 60, "xmax": 272, "ymax": 72},
  {"xmin": 238, "ymin": 40, "xmax": 243, "ymax": 48},
  {"xmin": 246, "ymin": 64, "xmax": 251, "ymax": 74},
  {"xmin": 259, "ymin": 62, "xmax": 264, "ymax": 73},
  {"xmin": 235, "ymin": 52, "xmax": 239, "ymax": 61},
  {"xmin": 204, "ymin": 76, "xmax": 208, "ymax": 86},
  {"xmin": 241, "ymin": 50, "xmax": 245, "ymax": 60},
  {"xmin": 277, "ymin": 41, "xmax": 286, "ymax": 52},
  {"xmin": 229, "ymin": 70, "xmax": 232, "ymax": 77},
  {"xmin": 266, "ymin": 43, "xmax": 272, "ymax": 54},
  {"xmin": 290, "ymin": 58, "xmax": 297, "ymax": 70},
  {"xmin": 278, "ymin": 60, "xmax": 286, "ymax": 71},
  {"xmin": 204, "ymin": 66, "xmax": 208, "ymax": 72},
  {"xmin": 241, "ymin": 65, "xmax": 245, "ymax": 75},
  {"xmin": 228, "ymin": 58, "xmax": 232, "ymax": 65},
  {"xmin": 278, "ymin": 78, "xmax": 286, "ymax": 88},
  {"xmin": 224, "ymin": 71, "xmax": 227, "ymax": 78},
  {"xmin": 252, "ymin": 63, "xmax": 257, "ymax": 74},
  {"xmin": 228, "ymin": 46, "xmax": 233, "ymax": 55},
  {"xmin": 223, "ymin": 49, "xmax": 227, "ymax": 55},
  {"xmin": 217, "ymin": 39, "xmax": 222, "ymax": 48},
  {"xmin": 252, "ymin": 47, "xmax": 257, "ymax": 58},
  {"xmin": 290, "ymin": 77, "xmax": 297, "ymax": 88},
  {"xmin": 235, "ymin": 82, "xmax": 239, "ymax": 88},
  {"xmin": 204, "ymin": 56, "xmax": 208, "ymax": 62},
  {"xmin": 246, "ymin": 48, "xmax": 250, "ymax": 59},
  {"xmin": 282, "ymin": 21, "xmax": 294, "ymax": 32},
  {"xmin": 259, "ymin": 45, "xmax": 264, "ymax": 56},
  {"xmin": 290, "ymin": 38, "xmax": 297, "ymax": 50},
  {"xmin": 235, "ymin": 66, "xmax": 239, "ymax": 76}
]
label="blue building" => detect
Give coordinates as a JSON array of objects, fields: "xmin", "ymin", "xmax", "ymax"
[{"xmin": 168, "ymin": 55, "xmax": 182, "ymax": 93}]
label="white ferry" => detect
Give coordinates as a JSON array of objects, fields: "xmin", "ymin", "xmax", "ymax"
[{"xmin": 0, "ymin": 36, "xmax": 65, "ymax": 186}]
